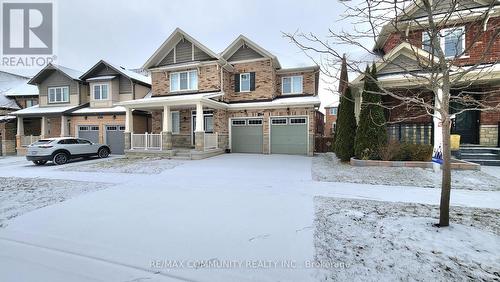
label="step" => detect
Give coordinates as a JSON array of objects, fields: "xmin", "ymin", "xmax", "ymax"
[
  {"xmin": 461, "ymin": 153, "xmax": 499, "ymax": 160},
  {"xmin": 460, "ymin": 148, "xmax": 500, "ymax": 154},
  {"xmin": 465, "ymin": 159, "xmax": 500, "ymax": 166},
  {"xmin": 169, "ymin": 156, "xmax": 191, "ymax": 160},
  {"xmin": 174, "ymin": 151, "xmax": 192, "ymax": 157}
]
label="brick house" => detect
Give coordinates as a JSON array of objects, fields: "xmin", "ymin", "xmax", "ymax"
[
  {"xmin": 351, "ymin": 0, "xmax": 500, "ymax": 148},
  {"xmin": 0, "ymin": 71, "xmax": 39, "ymax": 155},
  {"xmin": 324, "ymin": 102, "xmax": 339, "ymax": 136},
  {"xmin": 13, "ymin": 62, "xmax": 151, "ymax": 155},
  {"xmin": 119, "ymin": 28, "xmax": 321, "ymax": 158}
]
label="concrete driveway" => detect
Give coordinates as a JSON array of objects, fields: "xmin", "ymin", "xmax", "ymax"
[{"xmin": 1, "ymin": 154, "xmax": 499, "ymax": 282}]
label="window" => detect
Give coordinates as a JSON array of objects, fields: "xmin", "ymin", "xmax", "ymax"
[
  {"xmin": 330, "ymin": 108, "xmax": 338, "ymax": 115},
  {"xmin": 171, "ymin": 111, "xmax": 180, "ymax": 134},
  {"xmin": 422, "ymin": 27, "xmax": 465, "ymax": 58},
  {"xmin": 26, "ymin": 99, "xmax": 37, "ymax": 107},
  {"xmin": 48, "ymin": 87, "xmax": 69, "ymax": 103},
  {"xmin": 77, "ymin": 139, "xmax": 92, "ymax": 144},
  {"xmin": 204, "ymin": 116, "xmax": 214, "ymax": 133},
  {"xmin": 93, "ymin": 84, "xmax": 109, "ymax": 100},
  {"xmin": 240, "ymin": 73, "xmax": 250, "ymax": 92},
  {"xmin": 290, "ymin": 118, "xmax": 306, "ymax": 124},
  {"xmin": 332, "ymin": 122, "xmax": 337, "ymax": 134},
  {"xmin": 232, "ymin": 120, "xmax": 246, "ymax": 126},
  {"xmin": 248, "ymin": 119, "xmax": 262, "ymax": 125},
  {"xmin": 170, "ymin": 70, "xmax": 198, "ymax": 92},
  {"xmin": 282, "ymin": 76, "xmax": 303, "ymax": 95},
  {"xmin": 271, "ymin": 118, "xmax": 287, "ymax": 125}
]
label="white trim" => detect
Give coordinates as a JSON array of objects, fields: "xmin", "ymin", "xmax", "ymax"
[
  {"xmin": 281, "ymin": 76, "xmax": 303, "ymax": 95},
  {"xmin": 239, "ymin": 72, "xmax": 251, "ymax": 92},
  {"xmin": 190, "ymin": 110, "xmax": 214, "ymax": 145},
  {"xmin": 48, "ymin": 86, "xmax": 70, "ymax": 103},
  {"xmin": 421, "ymin": 26, "xmax": 467, "ymax": 59},
  {"xmin": 170, "ymin": 70, "xmax": 198, "ymax": 92},
  {"xmin": 269, "ymin": 115, "xmax": 310, "ymax": 155},
  {"xmin": 91, "ymin": 83, "xmax": 110, "ymax": 101},
  {"xmin": 227, "ymin": 57, "xmax": 270, "ymax": 64}
]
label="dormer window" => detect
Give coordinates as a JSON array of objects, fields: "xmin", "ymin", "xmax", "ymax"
[
  {"xmin": 422, "ymin": 26, "xmax": 465, "ymax": 58},
  {"xmin": 170, "ymin": 70, "xmax": 198, "ymax": 92},
  {"xmin": 93, "ymin": 84, "xmax": 109, "ymax": 100},
  {"xmin": 282, "ymin": 76, "xmax": 303, "ymax": 95},
  {"xmin": 48, "ymin": 86, "xmax": 69, "ymax": 103}
]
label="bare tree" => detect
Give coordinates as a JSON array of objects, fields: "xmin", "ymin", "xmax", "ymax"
[{"xmin": 284, "ymin": 0, "xmax": 500, "ymax": 227}]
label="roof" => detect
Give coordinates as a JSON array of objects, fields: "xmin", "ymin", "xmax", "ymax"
[
  {"xmin": 12, "ymin": 105, "xmax": 79, "ymax": 116},
  {"xmin": 0, "ymin": 115, "xmax": 16, "ymax": 122},
  {"xmin": 28, "ymin": 63, "xmax": 84, "ymax": 85},
  {"xmin": 3, "ymin": 82, "xmax": 39, "ymax": 97},
  {"xmin": 0, "ymin": 70, "xmax": 30, "ymax": 80},
  {"xmin": 324, "ymin": 101, "xmax": 339, "ymax": 108},
  {"xmin": 86, "ymin": 76, "xmax": 116, "ymax": 81},
  {"xmin": 71, "ymin": 106, "xmax": 126, "ymax": 114},
  {"xmin": 228, "ymin": 95, "xmax": 321, "ymax": 110},
  {"xmin": 221, "ymin": 35, "xmax": 281, "ymax": 68},
  {"xmin": 143, "ymin": 28, "xmax": 220, "ymax": 70},
  {"xmin": 81, "ymin": 60, "xmax": 151, "ymax": 85},
  {"xmin": 276, "ymin": 65, "xmax": 320, "ymax": 74},
  {"xmin": 0, "ymin": 93, "xmax": 20, "ymax": 110},
  {"xmin": 118, "ymin": 92, "xmax": 224, "ymax": 108}
]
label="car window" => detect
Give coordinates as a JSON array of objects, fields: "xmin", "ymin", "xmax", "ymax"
[
  {"xmin": 58, "ymin": 139, "xmax": 78, "ymax": 144},
  {"xmin": 33, "ymin": 140, "xmax": 53, "ymax": 145},
  {"xmin": 77, "ymin": 139, "xmax": 92, "ymax": 144}
]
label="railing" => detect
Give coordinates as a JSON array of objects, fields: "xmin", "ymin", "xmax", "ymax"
[
  {"xmin": 131, "ymin": 133, "xmax": 162, "ymax": 150},
  {"xmin": 204, "ymin": 132, "xmax": 218, "ymax": 150},
  {"xmin": 21, "ymin": 135, "xmax": 40, "ymax": 147}
]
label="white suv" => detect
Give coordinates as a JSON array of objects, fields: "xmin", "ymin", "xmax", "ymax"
[{"xmin": 26, "ymin": 137, "xmax": 111, "ymax": 165}]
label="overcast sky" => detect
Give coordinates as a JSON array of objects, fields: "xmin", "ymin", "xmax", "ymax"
[{"xmin": 2, "ymin": 0, "xmax": 354, "ymax": 110}]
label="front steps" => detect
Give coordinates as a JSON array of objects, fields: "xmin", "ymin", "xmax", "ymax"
[
  {"xmin": 170, "ymin": 148, "xmax": 192, "ymax": 160},
  {"xmin": 457, "ymin": 145, "xmax": 500, "ymax": 166}
]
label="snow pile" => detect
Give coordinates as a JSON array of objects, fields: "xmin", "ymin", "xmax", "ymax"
[
  {"xmin": 312, "ymin": 153, "xmax": 500, "ymax": 190},
  {"xmin": 0, "ymin": 177, "xmax": 110, "ymax": 228},
  {"xmin": 314, "ymin": 197, "xmax": 500, "ymax": 281},
  {"xmin": 60, "ymin": 157, "xmax": 183, "ymax": 174}
]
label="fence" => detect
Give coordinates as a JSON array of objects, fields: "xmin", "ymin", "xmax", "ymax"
[
  {"xmin": 387, "ymin": 123, "xmax": 433, "ymax": 145},
  {"xmin": 204, "ymin": 133, "xmax": 218, "ymax": 150},
  {"xmin": 21, "ymin": 135, "xmax": 40, "ymax": 146},
  {"xmin": 131, "ymin": 133, "xmax": 162, "ymax": 150},
  {"xmin": 315, "ymin": 137, "xmax": 335, "ymax": 153}
]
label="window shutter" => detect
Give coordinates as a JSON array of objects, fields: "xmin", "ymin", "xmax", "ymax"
[
  {"xmin": 250, "ymin": 72, "xmax": 256, "ymax": 91},
  {"xmin": 234, "ymin": 74, "xmax": 240, "ymax": 92}
]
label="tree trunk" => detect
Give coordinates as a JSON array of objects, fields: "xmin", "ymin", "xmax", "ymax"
[{"xmin": 439, "ymin": 118, "xmax": 452, "ymax": 227}]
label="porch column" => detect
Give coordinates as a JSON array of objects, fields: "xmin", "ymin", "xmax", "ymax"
[
  {"xmin": 41, "ymin": 116, "xmax": 47, "ymax": 138},
  {"xmin": 162, "ymin": 105, "xmax": 173, "ymax": 150},
  {"xmin": 124, "ymin": 108, "xmax": 133, "ymax": 150},
  {"xmin": 194, "ymin": 102, "xmax": 205, "ymax": 151},
  {"xmin": 60, "ymin": 116, "xmax": 68, "ymax": 137},
  {"xmin": 433, "ymin": 87, "xmax": 443, "ymax": 170},
  {"xmin": 16, "ymin": 116, "xmax": 24, "ymax": 149}
]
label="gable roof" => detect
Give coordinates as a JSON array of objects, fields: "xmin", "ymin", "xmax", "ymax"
[
  {"xmin": 221, "ymin": 35, "xmax": 281, "ymax": 68},
  {"xmin": 143, "ymin": 28, "xmax": 220, "ymax": 70},
  {"xmin": 28, "ymin": 63, "xmax": 83, "ymax": 85},
  {"xmin": 0, "ymin": 70, "xmax": 30, "ymax": 80},
  {"xmin": 3, "ymin": 82, "xmax": 39, "ymax": 97},
  {"xmin": 80, "ymin": 60, "xmax": 151, "ymax": 86}
]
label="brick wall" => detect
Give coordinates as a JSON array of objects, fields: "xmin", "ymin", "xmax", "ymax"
[
  {"xmin": 324, "ymin": 108, "xmax": 337, "ymax": 136},
  {"xmin": 14, "ymin": 96, "xmax": 38, "ymax": 108},
  {"xmin": 223, "ymin": 59, "xmax": 276, "ymax": 102},
  {"xmin": 383, "ymin": 90, "xmax": 433, "ymax": 123},
  {"xmin": 479, "ymin": 86, "xmax": 500, "ymax": 125},
  {"xmin": 151, "ymin": 64, "xmax": 221, "ymax": 96},
  {"xmin": 276, "ymin": 71, "xmax": 317, "ymax": 97}
]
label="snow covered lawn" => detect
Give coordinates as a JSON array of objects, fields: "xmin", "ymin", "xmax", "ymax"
[
  {"xmin": 0, "ymin": 177, "xmax": 110, "ymax": 228},
  {"xmin": 314, "ymin": 197, "xmax": 500, "ymax": 281},
  {"xmin": 60, "ymin": 156, "xmax": 184, "ymax": 174},
  {"xmin": 313, "ymin": 153, "xmax": 500, "ymax": 190}
]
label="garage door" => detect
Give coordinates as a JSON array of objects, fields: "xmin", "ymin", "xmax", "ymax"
[
  {"xmin": 271, "ymin": 117, "xmax": 308, "ymax": 155},
  {"xmin": 106, "ymin": 125, "xmax": 125, "ymax": 154},
  {"xmin": 231, "ymin": 119, "xmax": 263, "ymax": 153},
  {"xmin": 78, "ymin": 125, "xmax": 99, "ymax": 143}
]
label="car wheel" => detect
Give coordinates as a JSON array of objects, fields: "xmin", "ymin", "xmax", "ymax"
[
  {"xmin": 32, "ymin": 160, "xmax": 47, "ymax": 165},
  {"xmin": 53, "ymin": 152, "xmax": 69, "ymax": 165},
  {"xmin": 98, "ymin": 147, "xmax": 110, "ymax": 158}
]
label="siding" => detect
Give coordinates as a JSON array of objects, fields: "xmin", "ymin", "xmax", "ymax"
[
  {"xmin": 39, "ymin": 71, "xmax": 79, "ymax": 107},
  {"xmin": 194, "ymin": 46, "xmax": 212, "ymax": 61},
  {"xmin": 378, "ymin": 54, "xmax": 422, "ymax": 74},
  {"xmin": 228, "ymin": 45, "xmax": 264, "ymax": 62},
  {"xmin": 160, "ymin": 50, "xmax": 175, "ymax": 65},
  {"xmin": 175, "ymin": 40, "xmax": 193, "ymax": 63},
  {"xmin": 157, "ymin": 40, "xmax": 214, "ymax": 67},
  {"xmin": 90, "ymin": 64, "xmax": 132, "ymax": 94}
]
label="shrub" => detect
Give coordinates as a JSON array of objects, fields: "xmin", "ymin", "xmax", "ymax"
[
  {"xmin": 388, "ymin": 142, "xmax": 433, "ymax": 161},
  {"xmin": 378, "ymin": 140, "xmax": 401, "ymax": 161},
  {"xmin": 334, "ymin": 87, "xmax": 357, "ymax": 161}
]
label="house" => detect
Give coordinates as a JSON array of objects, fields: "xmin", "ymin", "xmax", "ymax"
[
  {"xmin": 118, "ymin": 28, "xmax": 321, "ymax": 158},
  {"xmin": 351, "ymin": 0, "xmax": 500, "ymax": 149},
  {"xmin": 0, "ymin": 71, "xmax": 39, "ymax": 155},
  {"xmin": 324, "ymin": 102, "xmax": 338, "ymax": 136},
  {"xmin": 13, "ymin": 62, "xmax": 151, "ymax": 155}
]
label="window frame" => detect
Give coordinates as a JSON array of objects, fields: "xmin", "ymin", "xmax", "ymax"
[
  {"xmin": 171, "ymin": 111, "xmax": 180, "ymax": 134},
  {"xmin": 170, "ymin": 70, "xmax": 198, "ymax": 92},
  {"xmin": 239, "ymin": 73, "xmax": 251, "ymax": 92},
  {"xmin": 232, "ymin": 119, "xmax": 247, "ymax": 126},
  {"xmin": 421, "ymin": 26, "xmax": 466, "ymax": 59},
  {"xmin": 289, "ymin": 118, "xmax": 306, "ymax": 124},
  {"xmin": 92, "ymin": 83, "xmax": 110, "ymax": 100},
  {"xmin": 271, "ymin": 118, "xmax": 288, "ymax": 125},
  {"xmin": 47, "ymin": 86, "xmax": 70, "ymax": 104},
  {"xmin": 281, "ymin": 76, "xmax": 303, "ymax": 95},
  {"xmin": 330, "ymin": 108, "xmax": 337, "ymax": 115}
]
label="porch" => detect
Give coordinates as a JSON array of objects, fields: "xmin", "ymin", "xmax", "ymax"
[{"xmin": 119, "ymin": 92, "xmax": 228, "ymax": 160}]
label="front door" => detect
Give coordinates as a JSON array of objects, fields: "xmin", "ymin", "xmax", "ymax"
[
  {"xmin": 191, "ymin": 114, "xmax": 214, "ymax": 145},
  {"xmin": 452, "ymin": 110, "xmax": 479, "ymax": 144}
]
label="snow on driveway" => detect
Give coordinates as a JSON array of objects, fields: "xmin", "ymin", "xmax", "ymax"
[{"xmin": 0, "ymin": 154, "xmax": 500, "ymax": 281}]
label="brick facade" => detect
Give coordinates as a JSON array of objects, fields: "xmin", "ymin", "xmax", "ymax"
[{"xmin": 324, "ymin": 107, "xmax": 338, "ymax": 136}]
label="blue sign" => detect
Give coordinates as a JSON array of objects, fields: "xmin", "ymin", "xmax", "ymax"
[{"xmin": 432, "ymin": 146, "xmax": 443, "ymax": 164}]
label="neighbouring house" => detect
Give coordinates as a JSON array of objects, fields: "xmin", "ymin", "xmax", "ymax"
[
  {"xmin": 12, "ymin": 62, "xmax": 151, "ymax": 155},
  {"xmin": 351, "ymin": 0, "xmax": 500, "ymax": 150},
  {"xmin": 0, "ymin": 71, "xmax": 39, "ymax": 156},
  {"xmin": 118, "ymin": 28, "xmax": 321, "ymax": 158},
  {"xmin": 315, "ymin": 110, "xmax": 325, "ymax": 137},
  {"xmin": 324, "ymin": 102, "xmax": 339, "ymax": 136}
]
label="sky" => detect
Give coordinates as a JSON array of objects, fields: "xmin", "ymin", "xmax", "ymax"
[{"xmin": 1, "ymin": 0, "xmax": 356, "ymax": 111}]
